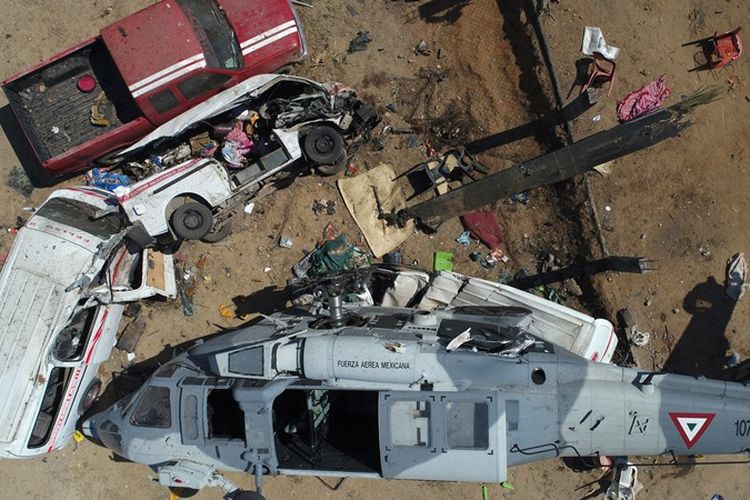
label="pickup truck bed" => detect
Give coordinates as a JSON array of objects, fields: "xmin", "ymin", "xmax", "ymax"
[{"xmin": 4, "ymin": 39, "xmax": 141, "ymax": 161}]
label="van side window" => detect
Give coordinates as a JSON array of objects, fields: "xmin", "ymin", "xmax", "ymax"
[
  {"xmin": 177, "ymin": 73, "xmax": 231, "ymax": 101},
  {"xmin": 131, "ymin": 386, "xmax": 172, "ymax": 428},
  {"xmin": 149, "ymin": 89, "xmax": 180, "ymax": 114},
  {"xmin": 445, "ymin": 402, "xmax": 489, "ymax": 449},
  {"xmin": 390, "ymin": 400, "xmax": 430, "ymax": 447}
]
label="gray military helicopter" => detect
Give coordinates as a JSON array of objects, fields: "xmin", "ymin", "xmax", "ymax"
[{"xmin": 83, "ymin": 267, "xmax": 750, "ymax": 498}]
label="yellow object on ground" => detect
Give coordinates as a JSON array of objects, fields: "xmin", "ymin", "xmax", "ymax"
[{"xmin": 219, "ymin": 303, "xmax": 234, "ymax": 320}]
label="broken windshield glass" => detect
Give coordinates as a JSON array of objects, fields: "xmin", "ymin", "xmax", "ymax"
[
  {"xmin": 35, "ymin": 198, "xmax": 122, "ymax": 239},
  {"xmin": 176, "ymin": 0, "xmax": 243, "ymax": 70}
]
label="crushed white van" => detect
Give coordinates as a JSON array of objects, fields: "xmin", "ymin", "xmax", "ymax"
[{"xmin": 0, "ymin": 188, "xmax": 175, "ymax": 458}]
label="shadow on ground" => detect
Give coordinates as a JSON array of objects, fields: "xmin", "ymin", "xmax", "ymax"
[
  {"xmin": 414, "ymin": 0, "xmax": 471, "ymax": 23},
  {"xmin": 0, "ymin": 104, "xmax": 68, "ymax": 188},
  {"xmin": 233, "ymin": 285, "xmax": 290, "ymax": 318},
  {"xmin": 664, "ymin": 276, "xmax": 734, "ymax": 378}
]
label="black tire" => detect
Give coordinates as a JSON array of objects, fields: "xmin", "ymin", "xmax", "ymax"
[
  {"xmin": 169, "ymin": 487, "xmax": 199, "ymax": 498},
  {"xmin": 80, "ymin": 379, "xmax": 101, "ymax": 413},
  {"xmin": 171, "ymin": 202, "xmax": 214, "ymax": 241},
  {"xmin": 233, "ymin": 491, "xmax": 265, "ymax": 500},
  {"xmin": 316, "ymin": 152, "xmax": 348, "ymax": 176},
  {"xmin": 303, "ymin": 126, "xmax": 344, "ymax": 165},
  {"xmin": 201, "ymin": 219, "xmax": 233, "ymax": 243}
]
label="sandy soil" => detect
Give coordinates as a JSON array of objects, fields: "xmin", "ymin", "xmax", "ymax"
[{"xmin": 0, "ymin": 0, "xmax": 749, "ymax": 499}]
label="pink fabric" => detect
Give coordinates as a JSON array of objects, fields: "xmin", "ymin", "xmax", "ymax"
[
  {"xmin": 226, "ymin": 121, "xmax": 253, "ymax": 151},
  {"xmin": 616, "ymin": 76, "xmax": 672, "ymax": 122}
]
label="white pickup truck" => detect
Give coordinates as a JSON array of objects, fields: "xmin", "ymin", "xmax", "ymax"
[
  {"xmin": 0, "ymin": 188, "xmax": 175, "ymax": 458},
  {"xmin": 109, "ymin": 74, "xmax": 377, "ymax": 243}
]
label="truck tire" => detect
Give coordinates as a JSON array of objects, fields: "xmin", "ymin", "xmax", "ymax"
[
  {"xmin": 303, "ymin": 125, "xmax": 344, "ymax": 165},
  {"xmin": 80, "ymin": 379, "xmax": 101, "ymax": 413},
  {"xmin": 171, "ymin": 202, "xmax": 214, "ymax": 241},
  {"xmin": 201, "ymin": 219, "xmax": 233, "ymax": 243},
  {"xmin": 316, "ymin": 152, "xmax": 348, "ymax": 176},
  {"xmin": 233, "ymin": 491, "xmax": 265, "ymax": 500}
]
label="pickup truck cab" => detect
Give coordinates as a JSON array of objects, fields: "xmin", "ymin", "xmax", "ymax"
[
  {"xmin": 2, "ymin": 0, "xmax": 307, "ymax": 175},
  {"xmin": 0, "ymin": 188, "xmax": 176, "ymax": 458}
]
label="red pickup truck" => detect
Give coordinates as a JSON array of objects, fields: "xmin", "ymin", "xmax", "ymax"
[{"xmin": 2, "ymin": 0, "xmax": 307, "ymax": 175}]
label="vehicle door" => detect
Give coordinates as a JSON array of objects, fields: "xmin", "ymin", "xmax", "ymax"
[
  {"xmin": 108, "ymin": 248, "xmax": 177, "ymax": 303},
  {"xmin": 378, "ymin": 391, "xmax": 506, "ymax": 482},
  {"xmin": 178, "ymin": 378, "xmax": 247, "ymax": 455}
]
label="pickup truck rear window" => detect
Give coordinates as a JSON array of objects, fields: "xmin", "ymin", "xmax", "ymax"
[
  {"xmin": 35, "ymin": 198, "xmax": 122, "ymax": 239},
  {"xmin": 149, "ymin": 89, "xmax": 180, "ymax": 115},
  {"xmin": 176, "ymin": 0, "xmax": 243, "ymax": 70},
  {"xmin": 178, "ymin": 73, "xmax": 231, "ymax": 101}
]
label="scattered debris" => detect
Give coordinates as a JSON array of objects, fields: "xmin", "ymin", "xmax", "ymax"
[
  {"xmin": 344, "ymin": 163, "xmax": 359, "ymax": 177},
  {"xmin": 278, "ymin": 236, "xmax": 293, "ymax": 248},
  {"xmin": 294, "ymin": 224, "xmax": 371, "ymax": 279},
  {"xmin": 726, "ymin": 252, "xmax": 747, "ymax": 301},
  {"xmin": 219, "ymin": 303, "xmax": 234, "ymax": 320},
  {"xmin": 482, "ymin": 250, "xmax": 507, "ymax": 269},
  {"xmin": 117, "ymin": 314, "xmax": 147, "ymax": 353},
  {"xmin": 244, "ymin": 202, "xmax": 255, "ymax": 215},
  {"xmin": 90, "ymin": 92, "xmax": 111, "ymax": 126},
  {"xmin": 176, "ymin": 263, "xmax": 196, "ymax": 318},
  {"xmin": 348, "ymin": 31, "xmax": 372, "ymax": 53},
  {"xmin": 383, "ymin": 251, "xmax": 402, "ymax": 265},
  {"xmin": 631, "ymin": 331, "xmax": 650, "ymax": 347},
  {"xmin": 617, "ymin": 76, "xmax": 672, "ymax": 122},
  {"xmin": 455, "ymin": 231, "xmax": 471, "ymax": 246},
  {"xmin": 461, "ymin": 208, "xmax": 506, "ymax": 260},
  {"xmin": 434, "ymin": 250, "xmax": 454, "ymax": 271},
  {"xmin": 509, "ymin": 191, "xmax": 530, "ymax": 205},
  {"xmin": 581, "ymin": 26, "xmax": 620, "ymax": 60},
  {"xmin": 384, "ymin": 125, "xmax": 412, "ymax": 134},
  {"xmin": 86, "ymin": 168, "xmax": 131, "ymax": 192},
  {"xmin": 312, "ymin": 199, "xmax": 336, "ymax": 216},
  {"xmin": 415, "ymin": 40, "xmax": 431, "ymax": 56}
]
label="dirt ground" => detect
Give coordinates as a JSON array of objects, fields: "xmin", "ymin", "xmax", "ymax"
[{"xmin": 0, "ymin": 0, "xmax": 749, "ymax": 498}]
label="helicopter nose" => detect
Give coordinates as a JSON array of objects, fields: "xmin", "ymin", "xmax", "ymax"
[{"xmin": 81, "ymin": 414, "xmax": 99, "ymax": 441}]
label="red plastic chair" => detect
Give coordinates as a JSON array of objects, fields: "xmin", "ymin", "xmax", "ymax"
[
  {"xmin": 580, "ymin": 52, "xmax": 616, "ymax": 97},
  {"xmin": 711, "ymin": 27, "xmax": 743, "ymax": 69}
]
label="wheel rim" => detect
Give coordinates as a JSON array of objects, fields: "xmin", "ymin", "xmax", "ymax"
[
  {"xmin": 314, "ymin": 134, "xmax": 334, "ymax": 154},
  {"xmin": 183, "ymin": 209, "xmax": 204, "ymax": 230},
  {"xmin": 83, "ymin": 383, "xmax": 100, "ymax": 410}
]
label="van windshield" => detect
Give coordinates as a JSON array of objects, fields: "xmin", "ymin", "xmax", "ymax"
[
  {"xmin": 35, "ymin": 198, "xmax": 122, "ymax": 239},
  {"xmin": 176, "ymin": 0, "xmax": 243, "ymax": 70}
]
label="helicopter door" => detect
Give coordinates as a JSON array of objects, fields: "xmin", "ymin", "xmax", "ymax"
[{"xmin": 378, "ymin": 391, "xmax": 505, "ymax": 482}]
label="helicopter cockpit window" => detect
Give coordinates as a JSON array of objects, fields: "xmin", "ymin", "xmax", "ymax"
[
  {"xmin": 130, "ymin": 386, "xmax": 172, "ymax": 428},
  {"xmin": 390, "ymin": 400, "xmax": 431, "ymax": 447},
  {"xmin": 446, "ymin": 402, "xmax": 489, "ymax": 450}
]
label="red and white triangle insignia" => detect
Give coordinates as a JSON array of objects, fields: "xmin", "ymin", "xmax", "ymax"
[{"xmin": 669, "ymin": 412, "xmax": 715, "ymax": 449}]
